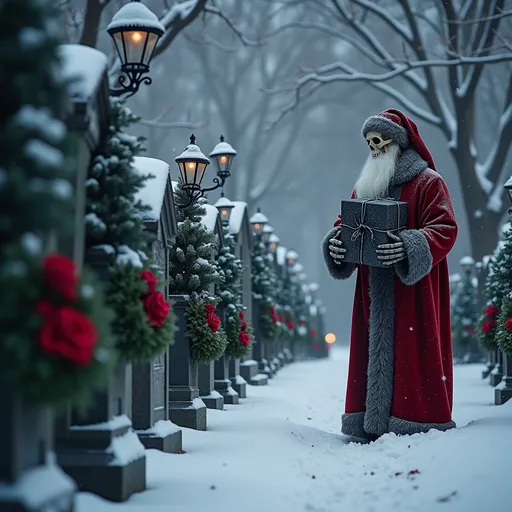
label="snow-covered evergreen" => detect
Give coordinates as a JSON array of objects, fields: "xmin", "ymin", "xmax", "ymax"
[
  {"xmin": 451, "ymin": 270, "xmax": 477, "ymax": 359},
  {"xmin": 168, "ymin": 181, "xmax": 222, "ymax": 296}
]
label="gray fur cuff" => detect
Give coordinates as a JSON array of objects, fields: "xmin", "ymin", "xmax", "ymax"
[
  {"xmin": 362, "ymin": 116, "xmax": 409, "ymax": 149},
  {"xmin": 388, "ymin": 416, "xmax": 456, "ymax": 435},
  {"xmin": 341, "ymin": 412, "xmax": 369, "ymax": 439},
  {"xmin": 395, "ymin": 229, "xmax": 433, "ymax": 286},
  {"xmin": 322, "ymin": 228, "xmax": 356, "ymax": 280}
]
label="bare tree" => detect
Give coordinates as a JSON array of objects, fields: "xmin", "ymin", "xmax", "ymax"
[{"xmin": 270, "ymin": 0, "xmax": 512, "ymax": 260}]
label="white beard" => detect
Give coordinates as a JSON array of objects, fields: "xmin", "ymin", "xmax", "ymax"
[{"xmin": 354, "ymin": 143, "xmax": 401, "ymax": 198}]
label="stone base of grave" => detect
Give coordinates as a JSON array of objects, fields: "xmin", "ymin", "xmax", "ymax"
[
  {"xmin": 284, "ymin": 348, "xmax": 294, "ymax": 363},
  {"xmin": 136, "ymin": 420, "xmax": 183, "ymax": 453},
  {"xmin": 490, "ymin": 370, "xmax": 503, "ymax": 387},
  {"xmin": 260, "ymin": 358, "xmax": 273, "ymax": 379},
  {"xmin": 214, "ymin": 377, "xmax": 240, "ymax": 405},
  {"xmin": 231, "ymin": 375, "xmax": 247, "ymax": 399},
  {"xmin": 272, "ymin": 356, "xmax": 282, "ymax": 371},
  {"xmin": 0, "ymin": 462, "xmax": 75, "ymax": 512},
  {"xmin": 56, "ymin": 418, "xmax": 146, "ymax": 503},
  {"xmin": 495, "ymin": 380, "xmax": 512, "ymax": 405},
  {"xmin": 249, "ymin": 373, "xmax": 269, "ymax": 386},
  {"xmin": 201, "ymin": 390, "xmax": 224, "ymax": 410},
  {"xmin": 169, "ymin": 392, "xmax": 207, "ymax": 431},
  {"xmin": 240, "ymin": 360, "xmax": 259, "ymax": 382}
]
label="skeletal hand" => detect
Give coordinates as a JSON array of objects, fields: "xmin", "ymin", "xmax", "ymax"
[
  {"xmin": 329, "ymin": 231, "xmax": 346, "ymax": 265},
  {"xmin": 376, "ymin": 231, "xmax": 406, "ymax": 266}
]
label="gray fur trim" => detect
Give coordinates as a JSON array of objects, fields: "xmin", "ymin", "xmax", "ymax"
[
  {"xmin": 391, "ymin": 149, "xmax": 427, "ymax": 187},
  {"xmin": 362, "ymin": 115, "xmax": 409, "ymax": 149},
  {"xmin": 395, "ymin": 229, "xmax": 433, "ymax": 286},
  {"xmin": 363, "ymin": 266, "xmax": 395, "ymax": 436},
  {"xmin": 341, "ymin": 412, "xmax": 368, "ymax": 439},
  {"xmin": 322, "ymin": 228, "xmax": 356, "ymax": 280},
  {"xmin": 388, "ymin": 416, "xmax": 456, "ymax": 435}
]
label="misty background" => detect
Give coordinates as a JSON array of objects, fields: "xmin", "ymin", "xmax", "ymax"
[{"xmin": 63, "ymin": 0, "xmax": 512, "ymax": 344}]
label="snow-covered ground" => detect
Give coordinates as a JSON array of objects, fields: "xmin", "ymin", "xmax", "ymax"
[{"xmin": 77, "ymin": 347, "xmax": 512, "ymax": 512}]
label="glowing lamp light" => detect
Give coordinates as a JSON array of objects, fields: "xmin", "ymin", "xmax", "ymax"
[
  {"xmin": 174, "ymin": 134, "xmax": 210, "ymax": 193},
  {"xmin": 209, "ymin": 135, "xmax": 237, "ymax": 178},
  {"xmin": 287, "ymin": 250, "xmax": 299, "ymax": 266},
  {"xmin": 325, "ymin": 333, "xmax": 336, "ymax": 344},
  {"xmin": 268, "ymin": 233, "xmax": 280, "ymax": 253}
]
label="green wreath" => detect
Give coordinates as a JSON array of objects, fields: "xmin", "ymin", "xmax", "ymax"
[
  {"xmin": 0, "ymin": 252, "xmax": 114, "ymax": 411},
  {"xmin": 225, "ymin": 308, "xmax": 252, "ymax": 359},
  {"xmin": 187, "ymin": 297, "xmax": 228, "ymax": 363},
  {"xmin": 108, "ymin": 263, "xmax": 174, "ymax": 362},
  {"xmin": 477, "ymin": 303, "xmax": 499, "ymax": 351},
  {"xmin": 260, "ymin": 300, "xmax": 279, "ymax": 341},
  {"xmin": 496, "ymin": 296, "xmax": 512, "ymax": 354}
]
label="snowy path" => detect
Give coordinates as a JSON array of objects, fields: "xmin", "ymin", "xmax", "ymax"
[{"xmin": 78, "ymin": 348, "xmax": 512, "ymax": 512}]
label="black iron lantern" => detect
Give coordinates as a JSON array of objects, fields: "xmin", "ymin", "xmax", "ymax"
[
  {"xmin": 250, "ymin": 208, "xmax": 269, "ymax": 236},
  {"xmin": 175, "ymin": 134, "xmax": 210, "ymax": 193},
  {"xmin": 214, "ymin": 193, "xmax": 235, "ymax": 225},
  {"xmin": 209, "ymin": 135, "xmax": 237, "ymax": 178},
  {"xmin": 107, "ymin": 0, "xmax": 164, "ymax": 98}
]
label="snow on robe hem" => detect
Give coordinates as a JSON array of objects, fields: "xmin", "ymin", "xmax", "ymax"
[{"xmin": 322, "ymin": 149, "xmax": 458, "ymax": 438}]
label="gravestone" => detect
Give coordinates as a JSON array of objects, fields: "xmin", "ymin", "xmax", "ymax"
[
  {"xmin": 229, "ymin": 358, "xmax": 248, "ymax": 398},
  {"xmin": 168, "ymin": 295, "xmax": 208, "ymax": 430},
  {"xmin": 199, "ymin": 362, "xmax": 224, "ymax": 410},
  {"xmin": 131, "ymin": 156, "xmax": 182, "ymax": 452},
  {"xmin": 214, "ymin": 354, "xmax": 240, "ymax": 404}
]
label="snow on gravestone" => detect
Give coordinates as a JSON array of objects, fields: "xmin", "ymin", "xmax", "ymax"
[{"xmin": 58, "ymin": 44, "xmax": 108, "ymax": 101}]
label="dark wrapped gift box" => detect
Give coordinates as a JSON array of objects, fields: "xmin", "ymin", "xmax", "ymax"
[{"xmin": 339, "ymin": 198, "xmax": 408, "ymax": 267}]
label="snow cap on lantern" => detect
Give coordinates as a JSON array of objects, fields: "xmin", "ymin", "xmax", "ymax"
[
  {"xmin": 250, "ymin": 208, "xmax": 269, "ymax": 235},
  {"xmin": 268, "ymin": 233, "xmax": 280, "ymax": 252},
  {"xmin": 286, "ymin": 249, "xmax": 298, "ymax": 266}
]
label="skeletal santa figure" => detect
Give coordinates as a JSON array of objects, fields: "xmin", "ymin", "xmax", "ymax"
[{"xmin": 322, "ymin": 108, "xmax": 458, "ymax": 440}]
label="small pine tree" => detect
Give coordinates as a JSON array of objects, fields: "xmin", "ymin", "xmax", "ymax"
[
  {"xmin": 168, "ymin": 180, "xmax": 222, "ymax": 295},
  {"xmin": 451, "ymin": 271, "xmax": 478, "ymax": 356},
  {"xmin": 86, "ymin": 99, "xmax": 149, "ymax": 258}
]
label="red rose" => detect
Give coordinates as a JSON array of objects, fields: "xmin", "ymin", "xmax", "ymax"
[
  {"xmin": 241, "ymin": 320, "xmax": 248, "ymax": 330},
  {"xmin": 313, "ymin": 342, "xmax": 321, "ymax": 352},
  {"xmin": 42, "ymin": 253, "xmax": 77, "ymax": 300},
  {"xmin": 143, "ymin": 291, "xmax": 170, "ymax": 328},
  {"xmin": 485, "ymin": 305, "xmax": 499, "ymax": 318},
  {"xmin": 270, "ymin": 306, "xmax": 276, "ymax": 314},
  {"xmin": 140, "ymin": 269, "xmax": 158, "ymax": 295},
  {"xmin": 239, "ymin": 311, "xmax": 245, "ymax": 320},
  {"xmin": 482, "ymin": 320, "xmax": 493, "ymax": 334},
  {"xmin": 279, "ymin": 313, "xmax": 285, "ymax": 323},
  {"xmin": 310, "ymin": 328, "xmax": 318, "ymax": 338},
  {"xmin": 505, "ymin": 318, "xmax": 512, "ymax": 333},
  {"xmin": 207, "ymin": 312, "xmax": 221, "ymax": 333},
  {"xmin": 287, "ymin": 321, "xmax": 295, "ymax": 330},
  {"xmin": 239, "ymin": 331, "xmax": 250, "ymax": 346},
  {"xmin": 204, "ymin": 304, "xmax": 215, "ymax": 314},
  {"xmin": 271, "ymin": 313, "xmax": 278, "ymax": 324},
  {"xmin": 38, "ymin": 304, "xmax": 98, "ymax": 366}
]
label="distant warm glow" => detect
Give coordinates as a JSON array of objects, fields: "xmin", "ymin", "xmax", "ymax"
[
  {"xmin": 220, "ymin": 155, "xmax": 228, "ymax": 164},
  {"xmin": 254, "ymin": 223, "xmax": 261, "ymax": 230},
  {"xmin": 325, "ymin": 333, "xmax": 336, "ymax": 344},
  {"xmin": 187, "ymin": 162, "xmax": 195, "ymax": 170},
  {"xmin": 131, "ymin": 31, "xmax": 143, "ymax": 43},
  {"xmin": 270, "ymin": 242, "xmax": 277, "ymax": 250},
  {"xmin": 221, "ymin": 209, "xmax": 229, "ymax": 217},
  {"xmin": 288, "ymin": 258, "xmax": 295, "ymax": 265}
]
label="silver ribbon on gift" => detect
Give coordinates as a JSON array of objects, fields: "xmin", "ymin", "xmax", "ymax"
[{"xmin": 340, "ymin": 198, "xmax": 405, "ymax": 264}]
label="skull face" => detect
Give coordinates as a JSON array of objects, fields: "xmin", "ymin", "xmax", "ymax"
[{"xmin": 365, "ymin": 131, "xmax": 393, "ymax": 158}]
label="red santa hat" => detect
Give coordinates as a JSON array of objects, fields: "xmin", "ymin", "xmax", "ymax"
[{"xmin": 361, "ymin": 108, "xmax": 436, "ymax": 171}]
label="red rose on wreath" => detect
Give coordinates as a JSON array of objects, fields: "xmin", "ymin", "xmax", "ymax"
[
  {"xmin": 505, "ymin": 318, "xmax": 512, "ymax": 333},
  {"xmin": 271, "ymin": 313, "xmax": 278, "ymax": 324},
  {"xmin": 143, "ymin": 291, "xmax": 170, "ymax": 328},
  {"xmin": 239, "ymin": 331, "xmax": 250, "ymax": 346},
  {"xmin": 140, "ymin": 269, "xmax": 158, "ymax": 295},
  {"xmin": 204, "ymin": 304, "xmax": 216, "ymax": 314},
  {"xmin": 239, "ymin": 311, "xmax": 245, "ymax": 320},
  {"xmin": 485, "ymin": 305, "xmax": 499, "ymax": 318},
  {"xmin": 482, "ymin": 320, "xmax": 494, "ymax": 334},
  {"xmin": 241, "ymin": 320, "xmax": 248, "ymax": 330},
  {"xmin": 310, "ymin": 328, "xmax": 318, "ymax": 339},
  {"xmin": 279, "ymin": 313, "xmax": 285, "ymax": 323},
  {"xmin": 270, "ymin": 306, "xmax": 276, "ymax": 314},
  {"xmin": 287, "ymin": 320, "xmax": 295, "ymax": 330},
  {"xmin": 207, "ymin": 313, "xmax": 221, "ymax": 333},
  {"xmin": 42, "ymin": 253, "xmax": 77, "ymax": 301},
  {"xmin": 37, "ymin": 303, "xmax": 98, "ymax": 366}
]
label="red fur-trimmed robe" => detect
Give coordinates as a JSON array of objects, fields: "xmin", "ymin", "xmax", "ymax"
[{"xmin": 322, "ymin": 149, "xmax": 458, "ymax": 438}]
